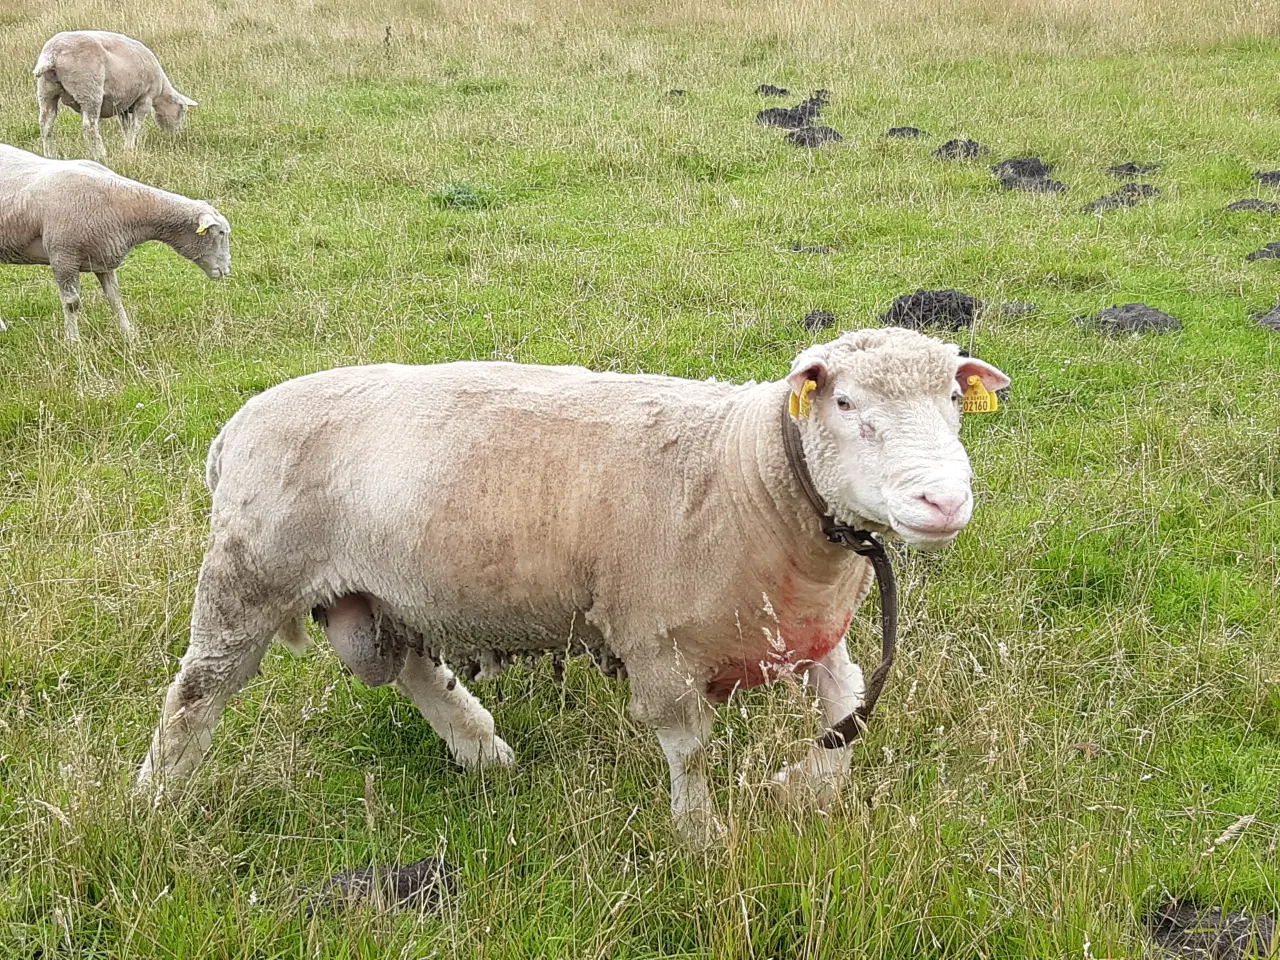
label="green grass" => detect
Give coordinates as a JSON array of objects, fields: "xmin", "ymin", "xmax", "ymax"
[{"xmin": 1, "ymin": 0, "xmax": 1279, "ymax": 956}]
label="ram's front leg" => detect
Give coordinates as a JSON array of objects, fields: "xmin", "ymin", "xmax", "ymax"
[
  {"xmin": 52, "ymin": 264, "xmax": 82, "ymax": 341},
  {"xmin": 95, "ymin": 270, "xmax": 133, "ymax": 335},
  {"xmin": 773, "ymin": 640, "xmax": 865, "ymax": 808},
  {"xmin": 632, "ymin": 672, "xmax": 722, "ymax": 841}
]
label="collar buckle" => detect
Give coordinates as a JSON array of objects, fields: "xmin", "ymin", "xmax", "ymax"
[{"xmin": 823, "ymin": 523, "xmax": 882, "ymax": 556}]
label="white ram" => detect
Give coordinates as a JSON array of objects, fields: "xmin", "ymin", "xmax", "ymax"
[{"xmin": 137, "ymin": 328, "xmax": 1009, "ymax": 834}]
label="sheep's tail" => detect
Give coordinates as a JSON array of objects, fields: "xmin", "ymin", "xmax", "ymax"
[
  {"xmin": 276, "ymin": 617, "xmax": 312, "ymax": 656},
  {"xmin": 32, "ymin": 51, "xmax": 55, "ymax": 78}
]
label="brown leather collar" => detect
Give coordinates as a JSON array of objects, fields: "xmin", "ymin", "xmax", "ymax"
[{"xmin": 780, "ymin": 395, "xmax": 898, "ymax": 750}]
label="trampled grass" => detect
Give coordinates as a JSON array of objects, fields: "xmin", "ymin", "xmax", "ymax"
[{"xmin": 1, "ymin": 0, "xmax": 1278, "ymax": 956}]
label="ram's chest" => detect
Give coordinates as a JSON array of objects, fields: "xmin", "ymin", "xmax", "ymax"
[
  {"xmin": 703, "ymin": 563, "xmax": 866, "ymax": 702},
  {"xmin": 705, "ymin": 609, "xmax": 855, "ymax": 702}
]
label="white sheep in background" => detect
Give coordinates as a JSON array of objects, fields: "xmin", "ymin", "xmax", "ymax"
[
  {"xmin": 0, "ymin": 145, "xmax": 230, "ymax": 340},
  {"xmin": 34, "ymin": 31, "xmax": 197, "ymax": 160},
  {"xmin": 137, "ymin": 328, "xmax": 1010, "ymax": 836}
]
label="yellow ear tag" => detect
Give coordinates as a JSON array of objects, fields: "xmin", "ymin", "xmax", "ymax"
[
  {"xmin": 789, "ymin": 378, "xmax": 817, "ymax": 418},
  {"xmin": 961, "ymin": 375, "xmax": 998, "ymax": 414},
  {"xmin": 196, "ymin": 224, "xmax": 209, "ymax": 235}
]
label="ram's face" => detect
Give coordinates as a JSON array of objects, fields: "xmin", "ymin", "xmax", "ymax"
[
  {"xmin": 787, "ymin": 329, "xmax": 1010, "ymax": 551},
  {"xmin": 155, "ymin": 92, "xmax": 196, "ymax": 130},
  {"xmin": 190, "ymin": 210, "xmax": 231, "ymax": 279}
]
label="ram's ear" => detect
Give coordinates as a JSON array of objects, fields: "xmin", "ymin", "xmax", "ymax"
[
  {"xmin": 178, "ymin": 93, "xmax": 198, "ymax": 107},
  {"xmin": 956, "ymin": 357, "xmax": 1010, "ymax": 393},
  {"xmin": 786, "ymin": 345, "xmax": 830, "ymax": 418},
  {"xmin": 787, "ymin": 345, "xmax": 830, "ymax": 398},
  {"xmin": 195, "ymin": 211, "xmax": 219, "ymax": 235}
]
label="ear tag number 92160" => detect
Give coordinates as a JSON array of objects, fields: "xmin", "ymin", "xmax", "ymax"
[
  {"xmin": 789, "ymin": 379, "xmax": 818, "ymax": 419},
  {"xmin": 961, "ymin": 375, "xmax": 998, "ymax": 414}
]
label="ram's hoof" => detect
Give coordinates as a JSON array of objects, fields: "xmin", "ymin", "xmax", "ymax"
[
  {"xmin": 772, "ymin": 760, "xmax": 842, "ymax": 811},
  {"xmin": 453, "ymin": 735, "xmax": 515, "ymax": 770}
]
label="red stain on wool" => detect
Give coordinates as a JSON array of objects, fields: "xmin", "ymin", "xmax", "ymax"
[{"xmin": 705, "ymin": 609, "xmax": 854, "ymax": 702}]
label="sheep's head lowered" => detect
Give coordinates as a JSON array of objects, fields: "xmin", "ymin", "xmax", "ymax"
[
  {"xmin": 179, "ymin": 206, "xmax": 232, "ymax": 279},
  {"xmin": 154, "ymin": 90, "xmax": 197, "ymax": 131},
  {"xmin": 788, "ymin": 326, "xmax": 1010, "ymax": 550}
]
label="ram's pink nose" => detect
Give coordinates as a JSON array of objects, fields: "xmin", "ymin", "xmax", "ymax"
[{"xmin": 914, "ymin": 489, "xmax": 971, "ymax": 532}]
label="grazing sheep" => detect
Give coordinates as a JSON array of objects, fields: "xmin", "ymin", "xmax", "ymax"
[
  {"xmin": 137, "ymin": 328, "xmax": 1009, "ymax": 835},
  {"xmin": 34, "ymin": 31, "xmax": 197, "ymax": 160},
  {"xmin": 0, "ymin": 145, "xmax": 230, "ymax": 340}
]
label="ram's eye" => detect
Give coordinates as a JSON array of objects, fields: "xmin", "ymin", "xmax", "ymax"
[{"xmin": 836, "ymin": 397, "xmax": 853, "ymax": 411}]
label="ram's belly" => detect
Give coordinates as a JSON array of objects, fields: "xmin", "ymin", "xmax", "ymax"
[
  {"xmin": 0, "ymin": 237, "xmax": 48, "ymax": 266},
  {"xmin": 705, "ymin": 610, "xmax": 854, "ymax": 702},
  {"xmin": 390, "ymin": 599, "xmax": 607, "ymax": 666}
]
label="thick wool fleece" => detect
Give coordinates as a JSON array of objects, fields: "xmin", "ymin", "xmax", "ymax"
[
  {"xmin": 201, "ymin": 360, "xmax": 877, "ymax": 722},
  {"xmin": 821, "ymin": 327, "xmax": 960, "ymax": 401}
]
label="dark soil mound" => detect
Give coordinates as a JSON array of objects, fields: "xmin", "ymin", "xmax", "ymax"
[
  {"xmin": 992, "ymin": 157, "xmax": 1054, "ymax": 180},
  {"xmin": 933, "ymin": 139, "xmax": 989, "ymax": 161},
  {"xmin": 804, "ymin": 310, "xmax": 837, "ymax": 331},
  {"xmin": 757, "ymin": 91, "xmax": 829, "ymax": 129},
  {"xmin": 1145, "ymin": 900, "xmax": 1277, "ymax": 959},
  {"xmin": 1229, "ymin": 198, "xmax": 1280, "ymax": 214},
  {"xmin": 886, "ymin": 126, "xmax": 927, "ymax": 138},
  {"xmin": 791, "ymin": 243, "xmax": 831, "ymax": 254},
  {"xmin": 757, "ymin": 101, "xmax": 822, "ymax": 129},
  {"xmin": 306, "ymin": 857, "xmax": 457, "ymax": 916},
  {"xmin": 999, "ymin": 172, "xmax": 1067, "ymax": 193},
  {"xmin": 992, "ymin": 159, "xmax": 1064, "ymax": 192},
  {"xmin": 1109, "ymin": 161, "xmax": 1161, "ymax": 178},
  {"xmin": 1083, "ymin": 303, "xmax": 1181, "ymax": 334},
  {"xmin": 1246, "ymin": 242, "xmax": 1280, "ymax": 262},
  {"xmin": 1084, "ymin": 183, "xmax": 1160, "ymax": 212},
  {"xmin": 787, "ymin": 125, "xmax": 843, "ymax": 148},
  {"xmin": 1252, "ymin": 170, "xmax": 1280, "ymax": 186},
  {"xmin": 881, "ymin": 289, "xmax": 983, "ymax": 331},
  {"xmin": 1254, "ymin": 303, "xmax": 1280, "ymax": 331},
  {"xmin": 666, "ymin": 89, "xmax": 687, "ymax": 97},
  {"xmin": 756, "ymin": 83, "xmax": 790, "ymax": 96},
  {"xmin": 756, "ymin": 105, "xmax": 804, "ymax": 128}
]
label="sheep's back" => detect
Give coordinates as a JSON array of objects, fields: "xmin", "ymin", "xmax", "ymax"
[{"xmin": 206, "ymin": 362, "xmax": 762, "ymax": 651}]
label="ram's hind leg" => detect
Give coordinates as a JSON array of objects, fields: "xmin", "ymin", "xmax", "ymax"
[
  {"xmin": 396, "ymin": 650, "xmax": 514, "ymax": 769},
  {"xmin": 36, "ymin": 78, "xmax": 60, "ymax": 157},
  {"xmin": 138, "ymin": 543, "xmax": 284, "ymax": 787},
  {"xmin": 80, "ymin": 97, "xmax": 107, "ymax": 161}
]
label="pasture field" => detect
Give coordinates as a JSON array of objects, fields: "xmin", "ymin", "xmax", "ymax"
[{"xmin": 1, "ymin": 0, "xmax": 1279, "ymax": 956}]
